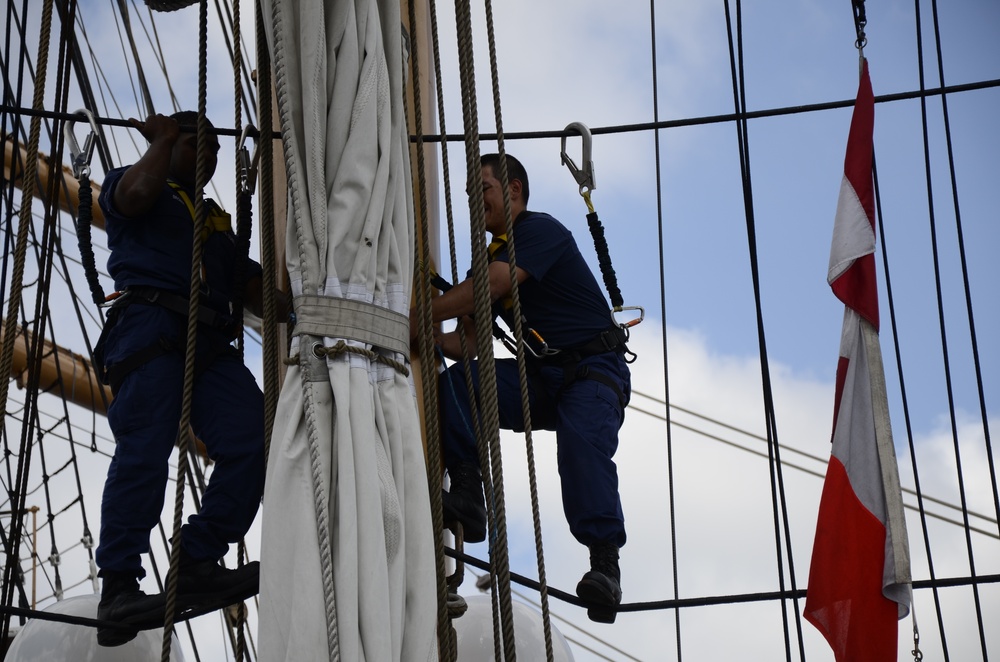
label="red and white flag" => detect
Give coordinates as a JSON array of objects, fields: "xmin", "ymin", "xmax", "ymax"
[{"xmin": 804, "ymin": 59, "xmax": 911, "ymax": 662}]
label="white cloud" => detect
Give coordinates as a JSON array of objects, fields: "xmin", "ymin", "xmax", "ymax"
[{"xmin": 451, "ymin": 323, "xmax": 1000, "ymax": 661}]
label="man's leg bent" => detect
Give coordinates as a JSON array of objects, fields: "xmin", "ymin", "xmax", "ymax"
[{"xmin": 185, "ymin": 355, "xmax": 265, "ymax": 562}]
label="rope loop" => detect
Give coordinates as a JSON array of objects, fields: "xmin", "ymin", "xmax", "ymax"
[{"xmin": 284, "ymin": 340, "xmax": 410, "ymax": 377}]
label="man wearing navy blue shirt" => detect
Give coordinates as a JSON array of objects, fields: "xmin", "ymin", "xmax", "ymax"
[
  {"xmin": 94, "ymin": 112, "xmax": 266, "ymax": 645},
  {"xmin": 416, "ymin": 153, "xmax": 631, "ymax": 624}
]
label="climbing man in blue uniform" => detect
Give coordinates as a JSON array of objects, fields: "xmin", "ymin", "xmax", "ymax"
[
  {"xmin": 94, "ymin": 111, "xmax": 267, "ymax": 646},
  {"xmin": 414, "ymin": 153, "xmax": 632, "ymax": 624}
]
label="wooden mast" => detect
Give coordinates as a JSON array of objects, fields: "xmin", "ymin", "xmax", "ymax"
[{"xmin": 402, "ymin": 0, "xmax": 442, "ymax": 451}]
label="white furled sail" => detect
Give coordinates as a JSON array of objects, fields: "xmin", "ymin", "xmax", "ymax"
[{"xmin": 257, "ymin": 1, "xmax": 437, "ymax": 660}]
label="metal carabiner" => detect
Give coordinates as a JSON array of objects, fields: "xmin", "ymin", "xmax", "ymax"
[
  {"xmin": 560, "ymin": 121, "xmax": 596, "ymax": 195},
  {"xmin": 237, "ymin": 124, "xmax": 260, "ymax": 195},
  {"xmin": 612, "ymin": 305, "xmax": 645, "ymax": 330},
  {"xmin": 64, "ymin": 108, "xmax": 100, "ymax": 180}
]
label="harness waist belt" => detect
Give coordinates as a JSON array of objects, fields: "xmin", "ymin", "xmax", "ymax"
[
  {"xmin": 533, "ymin": 325, "xmax": 628, "ymax": 365},
  {"xmin": 121, "ymin": 286, "xmax": 237, "ymax": 334}
]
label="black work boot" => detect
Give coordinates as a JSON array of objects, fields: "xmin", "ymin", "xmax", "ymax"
[
  {"xmin": 174, "ymin": 548, "xmax": 260, "ymax": 610},
  {"xmin": 97, "ymin": 573, "xmax": 166, "ymax": 647},
  {"xmin": 442, "ymin": 463, "xmax": 487, "ymax": 543},
  {"xmin": 575, "ymin": 542, "xmax": 622, "ymax": 624}
]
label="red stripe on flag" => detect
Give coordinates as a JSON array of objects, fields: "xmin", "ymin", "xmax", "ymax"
[
  {"xmin": 831, "ymin": 253, "xmax": 879, "ymax": 331},
  {"xmin": 831, "ymin": 356, "xmax": 849, "ymax": 442},
  {"xmin": 805, "ymin": 457, "xmax": 898, "ymax": 662},
  {"xmin": 829, "ymin": 60, "xmax": 880, "ymax": 330}
]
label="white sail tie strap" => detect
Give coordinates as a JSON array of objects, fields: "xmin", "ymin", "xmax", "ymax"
[{"xmin": 291, "ymin": 294, "xmax": 410, "ymax": 358}]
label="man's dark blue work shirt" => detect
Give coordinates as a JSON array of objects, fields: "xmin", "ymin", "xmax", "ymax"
[
  {"xmin": 492, "ymin": 211, "xmax": 612, "ymax": 349},
  {"xmin": 100, "ymin": 166, "xmax": 261, "ymax": 317}
]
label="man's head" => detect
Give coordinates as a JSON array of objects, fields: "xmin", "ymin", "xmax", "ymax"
[
  {"xmin": 479, "ymin": 153, "xmax": 528, "ymax": 236},
  {"xmin": 168, "ymin": 111, "xmax": 219, "ymax": 187}
]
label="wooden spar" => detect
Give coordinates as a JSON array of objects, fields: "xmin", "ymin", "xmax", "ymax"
[
  {"xmin": 2, "ymin": 134, "xmax": 105, "ymax": 230},
  {"xmin": 2, "ymin": 322, "xmax": 111, "ymax": 415},
  {"xmin": 2, "ymin": 321, "xmax": 211, "ymax": 456}
]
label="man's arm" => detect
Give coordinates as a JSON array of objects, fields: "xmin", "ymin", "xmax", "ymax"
[
  {"xmin": 243, "ymin": 274, "xmax": 290, "ymax": 321},
  {"xmin": 434, "ymin": 317, "xmax": 477, "ymax": 361},
  {"xmin": 409, "ymin": 259, "xmax": 529, "ymax": 347},
  {"xmin": 112, "ymin": 114, "xmax": 179, "ymax": 218},
  {"xmin": 413, "ymin": 260, "xmax": 529, "ymax": 327}
]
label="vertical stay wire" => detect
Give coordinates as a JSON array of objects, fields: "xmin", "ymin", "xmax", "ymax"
[
  {"xmin": 722, "ymin": 1, "xmax": 804, "ymax": 659},
  {"xmin": 875, "ymin": 2, "xmax": 940, "ymax": 658},
  {"xmin": 132, "ymin": 3, "xmax": 183, "ymax": 114},
  {"xmin": 113, "ymin": 0, "xmax": 155, "ymax": 116},
  {"xmin": 211, "ymin": 0, "xmax": 256, "ymax": 121},
  {"xmin": 926, "ymin": 0, "xmax": 998, "ymax": 535},
  {"xmin": 873, "ymin": 152, "xmax": 954, "ymax": 657},
  {"xmin": 55, "ymin": 0, "xmax": 115, "ymax": 173},
  {"xmin": 646, "ymin": 0, "xmax": 682, "ymax": 659},
  {"xmin": 912, "ymin": 0, "xmax": 988, "ymax": 656}
]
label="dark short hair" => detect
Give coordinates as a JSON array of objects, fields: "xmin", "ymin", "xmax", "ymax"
[{"xmin": 481, "ymin": 153, "xmax": 529, "ymax": 204}]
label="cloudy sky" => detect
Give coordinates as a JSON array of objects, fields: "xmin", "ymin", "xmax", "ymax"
[{"xmin": 4, "ymin": 0, "xmax": 999, "ymax": 660}]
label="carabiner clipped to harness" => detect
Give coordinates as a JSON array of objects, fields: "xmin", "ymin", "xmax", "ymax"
[
  {"xmin": 612, "ymin": 305, "xmax": 644, "ymax": 331},
  {"xmin": 237, "ymin": 124, "xmax": 260, "ymax": 196},
  {"xmin": 64, "ymin": 108, "xmax": 100, "ymax": 180},
  {"xmin": 561, "ymin": 122, "xmax": 596, "ymax": 212}
]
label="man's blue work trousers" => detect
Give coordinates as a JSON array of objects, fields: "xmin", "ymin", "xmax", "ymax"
[
  {"xmin": 96, "ymin": 340, "xmax": 265, "ymax": 579},
  {"xmin": 440, "ymin": 351, "xmax": 629, "ymax": 549}
]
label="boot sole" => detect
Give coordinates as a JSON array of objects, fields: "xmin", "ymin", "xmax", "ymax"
[
  {"xmin": 98, "ymin": 578, "xmax": 258, "ymax": 646},
  {"xmin": 97, "ymin": 626, "xmax": 140, "ymax": 647},
  {"xmin": 576, "ymin": 577, "xmax": 620, "ymax": 624}
]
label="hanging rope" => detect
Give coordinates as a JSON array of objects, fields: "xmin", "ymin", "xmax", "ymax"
[
  {"xmin": 451, "ymin": 0, "xmax": 519, "ymax": 657},
  {"xmin": 479, "ymin": 0, "xmax": 556, "ymax": 657},
  {"xmin": 160, "ymin": 1, "xmax": 209, "ymax": 658},
  {"xmin": 402, "ymin": 0, "xmax": 457, "ymax": 657},
  {"xmin": 229, "ymin": 2, "xmax": 249, "ymax": 659},
  {"xmin": 255, "ymin": 0, "xmax": 280, "ymax": 466}
]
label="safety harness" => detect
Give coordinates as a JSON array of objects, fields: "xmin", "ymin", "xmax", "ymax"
[
  {"xmin": 95, "ymin": 284, "xmax": 242, "ymax": 394},
  {"xmin": 92, "ymin": 188, "xmax": 245, "ymax": 393}
]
